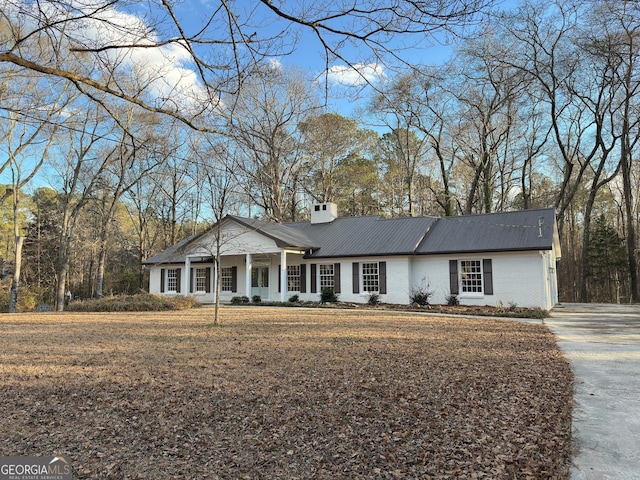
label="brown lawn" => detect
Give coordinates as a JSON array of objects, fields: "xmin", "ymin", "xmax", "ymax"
[{"xmin": 0, "ymin": 307, "xmax": 573, "ymax": 479}]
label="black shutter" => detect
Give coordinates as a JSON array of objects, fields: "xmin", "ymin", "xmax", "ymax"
[
  {"xmin": 483, "ymin": 259, "xmax": 493, "ymax": 295},
  {"xmin": 190, "ymin": 267, "xmax": 194, "ymax": 293},
  {"xmin": 449, "ymin": 260, "xmax": 459, "ymax": 295},
  {"xmin": 176, "ymin": 268, "xmax": 181, "ymax": 293},
  {"xmin": 352, "ymin": 262, "xmax": 359, "ymax": 294},
  {"xmin": 231, "ymin": 266, "xmax": 238, "ymax": 293},
  {"xmin": 300, "ymin": 264, "xmax": 307, "ymax": 293},
  {"xmin": 334, "ymin": 263, "xmax": 341, "ymax": 293},
  {"xmin": 278, "ymin": 265, "xmax": 281, "ymax": 293},
  {"xmin": 379, "ymin": 261, "xmax": 387, "ymax": 294},
  {"xmin": 205, "ymin": 267, "xmax": 211, "ymax": 293},
  {"xmin": 160, "ymin": 269, "xmax": 165, "ymax": 293},
  {"xmin": 311, "ymin": 264, "xmax": 317, "ymax": 293}
]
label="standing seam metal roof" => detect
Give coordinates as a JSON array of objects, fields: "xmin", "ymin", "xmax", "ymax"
[
  {"xmin": 143, "ymin": 208, "xmax": 558, "ymax": 265},
  {"xmin": 287, "ymin": 215, "xmax": 438, "ymax": 258},
  {"xmin": 415, "ymin": 208, "xmax": 557, "ymax": 254}
]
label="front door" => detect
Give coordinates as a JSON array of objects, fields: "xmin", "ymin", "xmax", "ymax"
[{"xmin": 251, "ymin": 266, "xmax": 269, "ymax": 300}]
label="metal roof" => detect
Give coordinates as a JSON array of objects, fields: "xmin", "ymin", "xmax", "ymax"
[
  {"xmin": 415, "ymin": 208, "xmax": 558, "ymax": 254},
  {"xmin": 288, "ymin": 215, "xmax": 438, "ymax": 258},
  {"xmin": 142, "ymin": 215, "xmax": 319, "ymax": 265},
  {"xmin": 144, "ymin": 208, "xmax": 559, "ymax": 265},
  {"xmin": 142, "ymin": 231, "xmax": 207, "ymax": 265},
  {"xmin": 227, "ymin": 215, "xmax": 319, "ymax": 250}
]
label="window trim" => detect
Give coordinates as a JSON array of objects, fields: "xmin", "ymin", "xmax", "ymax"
[
  {"xmin": 459, "ymin": 259, "xmax": 483, "ymax": 296},
  {"xmin": 361, "ymin": 261, "xmax": 380, "ymax": 293},
  {"xmin": 195, "ymin": 267, "xmax": 208, "ymax": 293},
  {"xmin": 452, "ymin": 258, "xmax": 493, "ymax": 298},
  {"xmin": 287, "ymin": 264, "xmax": 301, "ymax": 292},
  {"xmin": 220, "ymin": 267, "xmax": 234, "ymax": 292},
  {"xmin": 352, "ymin": 261, "xmax": 386, "ymax": 295},
  {"xmin": 319, "ymin": 264, "xmax": 335, "ymax": 290},
  {"xmin": 166, "ymin": 268, "xmax": 178, "ymax": 293}
]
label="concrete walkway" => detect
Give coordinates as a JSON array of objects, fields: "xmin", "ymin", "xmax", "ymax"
[{"xmin": 546, "ymin": 303, "xmax": 640, "ymax": 480}]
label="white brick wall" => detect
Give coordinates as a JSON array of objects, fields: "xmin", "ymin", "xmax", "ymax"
[
  {"xmin": 147, "ymin": 218, "xmax": 558, "ymax": 309},
  {"xmin": 411, "ymin": 251, "xmax": 552, "ymax": 308},
  {"xmin": 150, "ymin": 250, "xmax": 557, "ymax": 309}
]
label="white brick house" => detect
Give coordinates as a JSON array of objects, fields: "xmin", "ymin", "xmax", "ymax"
[{"xmin": 144, "ymin": 205, "xmax": 561, "ymax": 310}]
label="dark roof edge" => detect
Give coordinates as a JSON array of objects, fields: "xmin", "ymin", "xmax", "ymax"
[
  {"xmin": 417, "ymin": 246, "xmax": 554, "ymax": 256},
  {"xmin": 304, "ymin": 251, "xmax": 417, "ymax": 260},
  {"xmin": 304, "ymin": 246, "xmax": 553, "ymax": 259},
  {"xmin": 225, "ymin": 215, "xmax": 318, "ymax": 249},
  {"xmin": 223, "ymin": 215, "xmax": 286, "ymax": 247}
]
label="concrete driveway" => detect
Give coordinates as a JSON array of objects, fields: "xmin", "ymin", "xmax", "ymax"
[{"xmin": 546, "ymin": 303, "xmax": 640, "ymax": 480}]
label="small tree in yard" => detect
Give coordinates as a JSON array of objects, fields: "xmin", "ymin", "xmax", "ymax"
[{"xmin": 199, "ymin": 140, "xmax": 242, "ymax": 325}]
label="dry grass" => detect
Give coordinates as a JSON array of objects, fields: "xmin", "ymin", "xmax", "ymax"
[{"xmin": 0, "ymin": 307, "xmax": 573, "ymax": 479}]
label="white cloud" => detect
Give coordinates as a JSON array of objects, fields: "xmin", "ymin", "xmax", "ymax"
[
  {"xmin": 325, "ymin": 63, "xmax": 385, "ymax": 86},
  {"xmin": 2, "ymin": 0, "xmax": 210, "ymax": 113},
  {"xmin": 267, "ymin": 58, "xmax": 283, "ymax": 72}
]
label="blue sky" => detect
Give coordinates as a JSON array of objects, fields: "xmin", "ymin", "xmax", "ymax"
[
  {"xmin": 1, "ymin": 0, "xmax": 520, "ymax": 121},
  {"xmin": 163, "ymin": 0, "xmax": 479, "ymax": 117},
  {"xmin": 0, "ymin": 0, "xmax": 521, "ymax": 194}
]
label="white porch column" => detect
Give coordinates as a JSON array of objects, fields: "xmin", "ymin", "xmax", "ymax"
[
  {"xmin": 245, "ymin": 253, "xmax": 252, "ymax": 298},
  {"xmin": 280, "ymin": 250, "xmax": 287, "ymax": 302},
  {"xmin": 184, "ymin": 256, "xmax": 191, "ymax": 296}
]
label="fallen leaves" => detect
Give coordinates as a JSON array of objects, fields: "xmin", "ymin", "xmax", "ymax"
[{"xmin": 0, "ymin": 308, "xmax": 573, "ymax": 479}]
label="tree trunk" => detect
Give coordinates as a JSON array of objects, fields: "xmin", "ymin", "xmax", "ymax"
[
  {"xmin": 214, "ymin": 256, "xmax": 221, "ymax": 326},
  {"xmin": 55, "ymin": 256, "xmax": 70, "ymax": 312},
  {"xmin": 9, "ymin": 236, "xmax": 23, "ymax": 313},
  {"xmin": 96, "ymin": 196, "xmax": 119, "ymax": 298},
  {"xmin": 96, "ymin": 243, "xmax": 107, "ymax": 299},
  {"xmin": 579, "ymin": 200, "xmax": 594, "ymax": 303},
  {"xmin": 620, "ymin": 73, "xmax": 639, "ymax": 302},
  {"xmin": 621, "ymin": 145, "xmax": 639, "ymax": 303},
  {"xmin": 55, "ymin": 227, "xmax": 72, "ymax": 311},
  {"xmin": 213, "ymin": 227, "xmax": 223, "ymax": 326}
]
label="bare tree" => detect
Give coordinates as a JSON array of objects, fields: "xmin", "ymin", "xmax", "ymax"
[
  {"xmin": 50, "ymin": 102, "xmax": 118, "ymax": 311},
  {"xmin": 93, "ymin": 111, "xmax": 165, "ymax": 298},
  {"xmin": 150, "ymin": 122, "xmax": 199, "ymax": 247},
  {"xmin": 124, "ymin": 163, "xmax": 165, "ymax": 290},
  {"xmin": 590, "ymin": 0, "xmax": 640, "ymax": 302},
  {"xmin": 1, "ymin": 0, "xmax": 492, "ymax": 130},
  {"xmin": 502, "ymin": 0, "xmax": 626, "ymax": 301},
  {"xmin": 299, "ymin": 113, "xmax": 376, "ymax": 207},
  {"xmin": 196, "ymin": 140, "xmax": 241, "ymax": 325},
  {"xmin": 0, "ymin": 61, "xmax": 72, "ymax": 311},
  {"xmin": 500, "ymin": 1, "xmax": 587, "ymax": 232},
  {"xmin": 228, "ymin": 64, "xmax": 320, "ymax": 222},
  {"xmin": 371, "ymin": 76, "xmax": 431, "ymax": 217},
  {"xmin": 446, "ymin": 32, "xmax": 528, "ymax": 214}
]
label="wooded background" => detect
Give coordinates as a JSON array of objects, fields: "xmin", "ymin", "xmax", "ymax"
[{"xmin": 1, "ymin": 0, "xmax": 638, "ymax": 310}]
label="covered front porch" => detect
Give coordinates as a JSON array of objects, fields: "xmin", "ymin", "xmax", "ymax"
[{"xmin": 183, "ymin": 249, "xmax": 306, "ymax": 303}]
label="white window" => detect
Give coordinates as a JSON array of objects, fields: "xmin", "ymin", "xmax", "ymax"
[
  {"xmin": 362, "ymin": 262, "xmax": 379, "ymax": 292},
  {"xmin": 221, "ymin": 267, "xmax": 234, "ymax": 292},
  {"xmin": 319, "ymin": 264, "xmax": 334, "ymax": 289},
  {"xmin": 195, "ymin": 268, "xmax": 207, "ymax": 293},
  {"xmin": 167, "ymin": 269, "xmax": 178, "ymax": 292},
  {"xmin": 460, "ymin": 260, "xmax": 483, "ymax": 293},
  {"xmin": 287, "ymin": 265, "xmax": 301, "ymax": 291}
]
